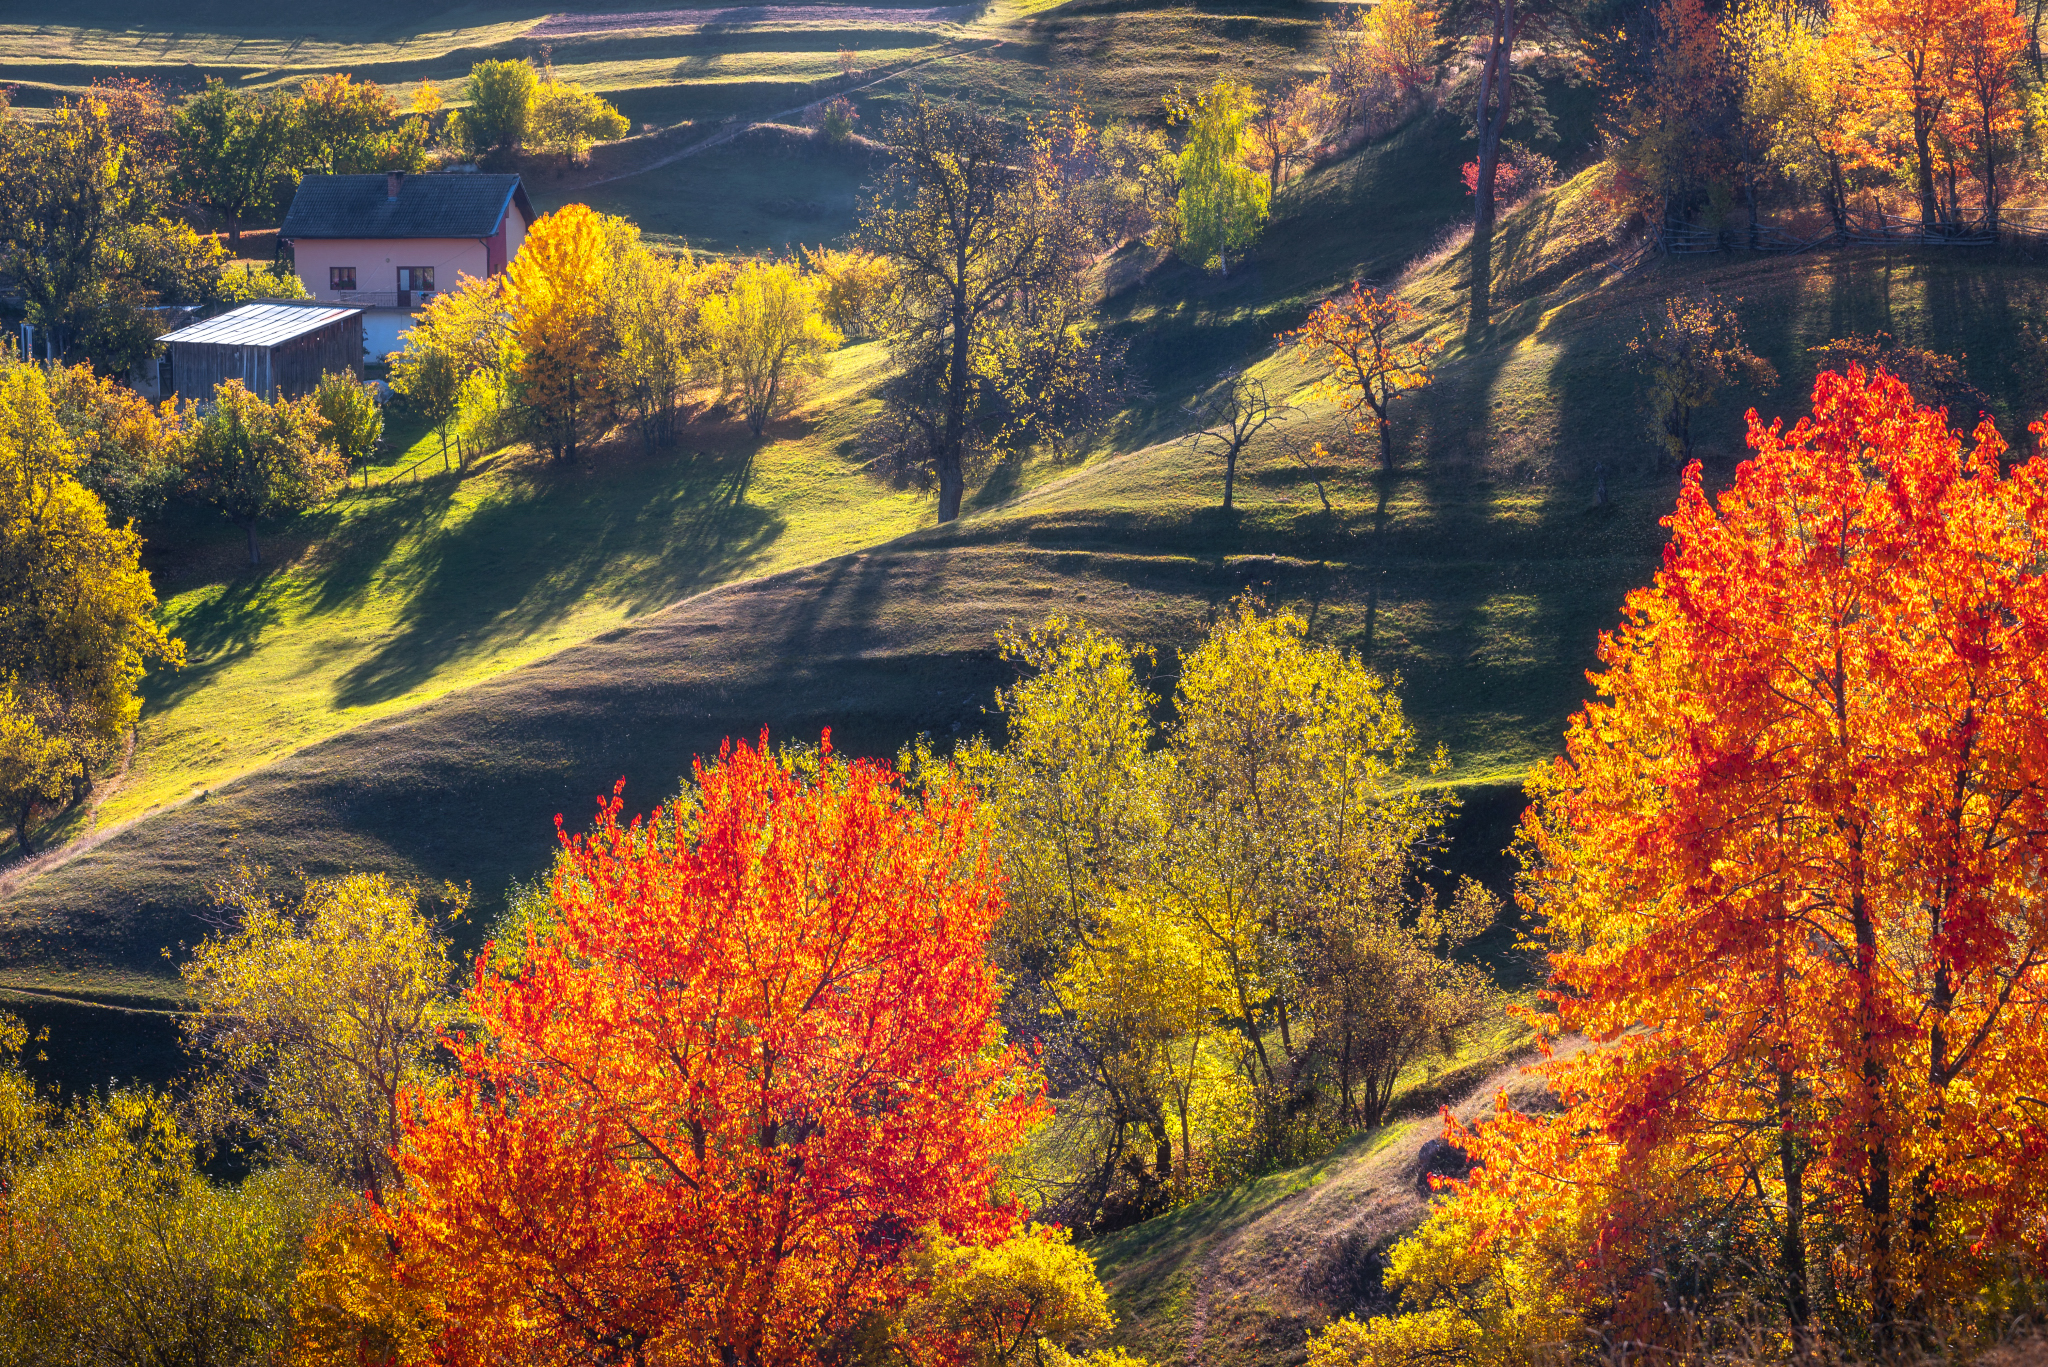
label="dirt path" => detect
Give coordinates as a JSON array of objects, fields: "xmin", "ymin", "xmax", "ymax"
[
  {"xmin": 531, "ymin": 5, "xmax": 973, "ymax": 35},
  {"xmin": 581, "ymin": 40, "xmax": 995, "ymax": 187},
  {"xmin": 1158, "ymin": 1040, "xmax": 1589, "ymax": 1367},
  {"xmin": 0, "ymin": 731, "xmax": 143, "ymax": 900}
]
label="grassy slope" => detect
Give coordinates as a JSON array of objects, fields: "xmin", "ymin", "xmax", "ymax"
[
  {"xmin": 9, "ymin": 0, "xmax": 2048, "ymax": 1086},
  {"xmin": 86, "ymin": 341, "xmax": 922, "ymax": 834},
  {"xmin": 1088, "ymin": 1028, "xmax": 1572, "ymax": 1367}
]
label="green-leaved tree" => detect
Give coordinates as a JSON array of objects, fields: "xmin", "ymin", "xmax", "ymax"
[
  {"xmin": 453, "ymin": 59, "xmax": 540, "ymax": 164},
  {"xmin": 1167, "ymin": 79, "xmax": 1270, "ymax": 275},
  {"xmin": 173, "ymin": 78, "xmax": 297, "ymax": 251},
  {"xmin": 179, "ymin": 380, "xmax": 347, "ymax": 566}
]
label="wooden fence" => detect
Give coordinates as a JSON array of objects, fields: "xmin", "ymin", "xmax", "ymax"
[
  {"xmin": 1656, "ymin": 206, "xmax": 2048, "ymax": 255},
  {"xmin": 336, "ymin": 435, "xmax": 482, "ymax": 500}
]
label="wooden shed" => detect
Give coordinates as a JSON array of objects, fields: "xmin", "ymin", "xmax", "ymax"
[{"xmin": 158, "ymin": 303, "xmax": 364, "ymax": 402}]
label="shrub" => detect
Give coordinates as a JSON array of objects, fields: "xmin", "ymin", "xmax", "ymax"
[{"xmin": 312, "ymin": 370, "xmax": 383, "ymax": 471}]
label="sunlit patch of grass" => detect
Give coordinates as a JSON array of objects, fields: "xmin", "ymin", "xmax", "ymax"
[{"xmin": 94, "ymin": 341, "xmax": 927, "ymax": 831}]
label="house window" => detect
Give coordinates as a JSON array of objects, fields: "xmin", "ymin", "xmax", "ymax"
[
  {"xmin": 397, "ymin": 267, "xmax": 434, "ymax": 294},
  {"xmin": 329, "ymin": 266, "xmax": 356, "ymax": 291}
]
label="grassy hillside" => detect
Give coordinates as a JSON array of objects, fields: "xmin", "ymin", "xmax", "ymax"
[
  {"xmin": 1089, "ymin": 1027, "xmax": 1569, "ymax": 1367},
  {"xmin": 11, "ymin": 0, "xmax": 2048, "ymax": 1102},
  {"xmin": 0, "ymin": 0, "xmax": 969, "ymax": 117},
  {"xmin": 76, "ymin": 341, "xmax": 924, "ymax": 838}
]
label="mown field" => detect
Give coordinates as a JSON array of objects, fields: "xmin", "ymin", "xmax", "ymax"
[{"xmin": 9, "ymin": 0, "xmax": 2048, "ymax": 1103}]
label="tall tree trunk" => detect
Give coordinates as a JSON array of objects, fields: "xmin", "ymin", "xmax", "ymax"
[
  {"xmin": 1913, "ymin": 108, "xmax": 1941, "ymax": 228},
  {"xmin": 245, "ymin": 521, "xmax": 261, "ymax": 567},
  {"xmin": 565, "ymin": 371, "xmax": 580, "ymax": 462},
  {"xmin": 937, "ymin": 288, "xmax": 973, "ymax": 524},
  {"xmin": 1469, "ymin": 0, "xmax": 1516, "ymax": 334},
  {"xmin": 1777, "ymin": 1063, "xmax": 1810, "ymax": 1342},
  {"xmin": 1378, "ymin": 411, "xmax": 1395, "ymax": 472},
  {"xmin": 1224, "ymin": 443, "xmax": 1238, "ymax": 509},
  {"xmin": 1982, "ymin": 107, "xmax": 2001, "ymax": 236},
  {"xmin": 1850, "ymin": 885, "xmax": 1897, "ymax": 1345},
  {"xmin": 13, "ymin": 803, "xmax": 33, "ymax": 855}
]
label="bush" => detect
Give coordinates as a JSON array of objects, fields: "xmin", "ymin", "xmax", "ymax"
[
  {"xmin": 219, "ymin": 261, "xmax": 312, "ymax": 302},
  {"xmin": 814, "ymin": 96, "xmax": 859, "ymax": 143},
  {"xmin": 528, "ymin": 81, "xmax": 630, "ymax": 162},
  {"xmin": 312, "ymin": 370, "xmax": 383, "ymax": 470}
]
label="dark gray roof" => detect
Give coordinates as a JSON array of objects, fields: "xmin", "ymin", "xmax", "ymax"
[
  {"xmin": 161, "ymin": 303, "xmax": 360, "ymax": 347},
  {"xmin": 279, "ymin": 173, "xmax": 533, "ymax": 241}
]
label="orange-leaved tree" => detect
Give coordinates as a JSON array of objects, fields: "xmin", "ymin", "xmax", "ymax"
[
  {"xmin": 1286, "ymin": 284, "xmax": 1440, "ymax": 473},
  {"xmin": 1943, "ymin": 0, "xmax": 2026, "ymax": 228},
  {"xmin": 1310, "ymin": 367, "xmax": 2048, "ymax": 1364},
  {"xmin": 503, "ymin": 202, "xmax": 618, "ymax": 462},
  {"xmin": 367, "ymin": 734, "xmax": 1045, "ymax": 1367},
  {"xmin": 1843, "ymin": 0, "xmax": 1976, "ymax": 228}
]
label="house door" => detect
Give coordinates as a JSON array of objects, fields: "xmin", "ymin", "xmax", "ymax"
[{"xmin": 396, "ymin": 267, "xmax": 435, "ymax": 310}]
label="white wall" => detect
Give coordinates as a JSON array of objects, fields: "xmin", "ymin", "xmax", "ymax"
[{"xmin": 361, "ymin": 311, "xmax": 415, "ymax": 363}]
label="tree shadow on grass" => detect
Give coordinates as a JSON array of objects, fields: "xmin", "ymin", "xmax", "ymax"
[
  {"xmin": 332, "ymin": 437, "xmax": 784, "ymax": 709},
  {"xmin": 303, "ymin": 476, "xmax": 464, "ymax": 617},
  {"xmin": 145, "ymin": 570, "xmax": 290, "ymax": 711}
]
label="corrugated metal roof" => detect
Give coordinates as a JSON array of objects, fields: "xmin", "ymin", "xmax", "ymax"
[
  {"xmin": 160, "ymin": 304, "xmax": 360, "ymax": 347},
  {"xmin": 280, "ymin": 173, "xmax": 531, "ymax": 240}
]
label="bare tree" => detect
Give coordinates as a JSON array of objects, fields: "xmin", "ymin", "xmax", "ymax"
[{"xmin": 1180, "ymin": 374, "xmax": 1291, "ymax": 510}]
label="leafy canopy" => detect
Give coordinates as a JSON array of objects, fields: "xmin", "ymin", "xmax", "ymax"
[
  {"xmin": 351, "ymin": 735, "xmax": 1045, "ymax": 1366},
  {"xmin": 1319, "ymin": 366, "xmax": 2048, "ymax": 1362}
]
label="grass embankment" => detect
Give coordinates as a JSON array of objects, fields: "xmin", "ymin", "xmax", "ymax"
[{"xmin": 1088, "ymin": 1018, "xmax": 1545, "ymax": 1367}]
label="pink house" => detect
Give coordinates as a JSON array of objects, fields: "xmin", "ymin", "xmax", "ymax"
[{"xmin": 280, "ymin": 172, "xmax": 535, "ymax": 361}]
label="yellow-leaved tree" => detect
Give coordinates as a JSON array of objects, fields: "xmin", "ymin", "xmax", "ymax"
[
  {"xmin": 181, "ymin": 869, "xmax": 461, "ymax": 1203},
  {"xmin": 610, "ymin": 243, "xmax": 715, "ymax": 451},
  {"xmin": 503, "ymin": 202, "xmax": 619, "ymax": 461},
  {"xmin": 0, "ymin": 1023, "xmax": 335, "ymax": 1366},
  {"xmin": 891, "ymin": 1226, "xmax": 1139, "ymax": 1367},
  {"xmin": 0, "ymin": 355, "xmax": 182, "ymax": 851},
  {"xmin": 701, "ymin": 258, "xmax": 842, "ymax": 436},
  {"xmin": 961, "ymin": 603, "xmax": 1497, "ymax": 1226},
  {"xmin": 527, "ymin": 79, "xmax": 631, "ymax": 162},
  {"xmin": 800, "ymin": 245, "xmax": 899, "ymax": 341},
  {"xmin": 1153, "ymin": 601, "xmax": 1493, "ymax": 1153},
  {"xmin": 390, "ymin": 273, "xmax": 519, "ymax": 461}
]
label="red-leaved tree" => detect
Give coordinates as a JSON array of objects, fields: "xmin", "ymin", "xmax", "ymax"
[
  {"xmin": 379, "ymin": 735, "xmax": 1045, "ymax": 1367},
  {"xmin": 1516, "ymin": 366, "xmax": 2048, "ymax": 1344},
  {"xmin": 1314, "ymin": 369, "xmax": 2048, "ymax": 1362}
]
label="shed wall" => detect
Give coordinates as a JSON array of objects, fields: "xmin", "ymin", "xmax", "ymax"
[{"xmin": 169, "ymin": 314, "xmax": 361, "ymax": 402}]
